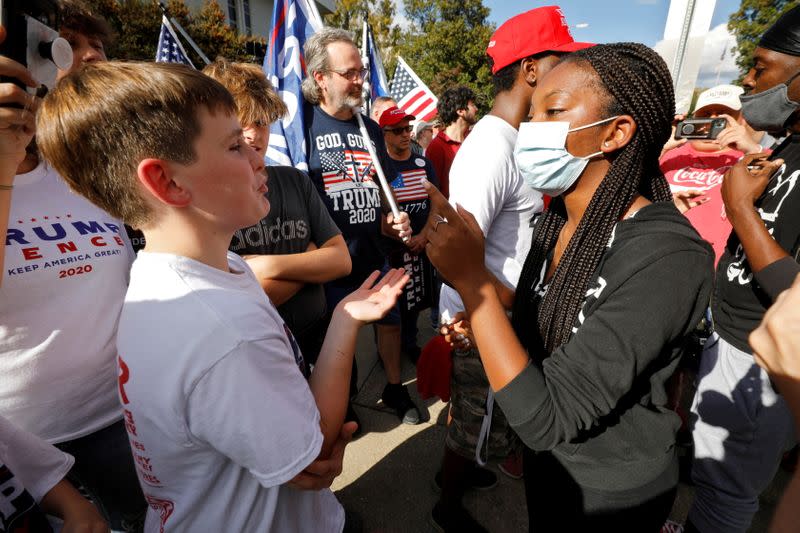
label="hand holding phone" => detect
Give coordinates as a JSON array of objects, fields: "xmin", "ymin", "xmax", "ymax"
[{"xmin": 0, "ymin": 0, "xmax": 72, "ymax": 91}]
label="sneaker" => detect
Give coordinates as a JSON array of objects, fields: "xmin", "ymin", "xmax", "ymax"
[
  {"xmin": 381, "ymin": 384, "xmax": 421, "ymax": 425},
  {"xmin": 433, "ymin": 466, "xmax": 498, "ymax": 492},
  {"xmin": 430, "ymin": 502, "xmax": 488, "ymax": 533},
  {"xmin": 498, "ymin": 451, "xmax": 523, "ymax": 479}
]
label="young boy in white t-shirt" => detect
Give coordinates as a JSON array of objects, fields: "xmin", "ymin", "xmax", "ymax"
[{"xmin": 36, "ymin": 61, "xmax": 408, "ymax": 533}]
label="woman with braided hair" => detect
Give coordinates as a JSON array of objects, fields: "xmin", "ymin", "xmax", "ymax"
[{"xmin": 424, "ymin": 42, "xmax": 714, "ymax": 530}]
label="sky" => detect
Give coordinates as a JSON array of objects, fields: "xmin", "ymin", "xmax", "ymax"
[{"xmin": 482, "ymin": 0, "xmax": 742, "ymax": 87}]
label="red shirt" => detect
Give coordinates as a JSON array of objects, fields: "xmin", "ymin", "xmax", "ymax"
[
  {"xmin": 660, "ymin": 143, "xmax": 743, "ymax": 263},
  {"xmin": 425, "ymin": 131, "xmax": 463, "ymax": 199}
]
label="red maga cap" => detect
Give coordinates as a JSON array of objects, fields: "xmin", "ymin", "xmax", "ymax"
[
  {"xmin": 487, "ymin": 5, "xmax": 594, "ymax": 74},
  {"xmin": 379, "ymin": 106, "xmax": 415, "ymax": 128}
]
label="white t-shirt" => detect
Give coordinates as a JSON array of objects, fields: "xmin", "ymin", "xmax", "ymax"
[
  {"xmin": 0, "ymin": 414, "xmax": 74, "ymax": 529},
  {"xmin": 117, "ymin": 251, "xmax": 343, "ymax": 533},
  {"xmin": 439, "ymin": 115, "xmax": 543, "ymax": 320},
  {"xmin": 0, "ymin": 162, "xmax": 134, "ymax": 443}
]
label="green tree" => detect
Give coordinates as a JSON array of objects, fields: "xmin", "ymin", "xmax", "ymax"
[
  {"xmin": 395, "ymin": 0, "xmax": 495, "ymax": 111},
  {"xmin": 325, "ymin": 0, "xmax": 402, "ymax": 77},
  {"xmin": 82, "ymin": 0, "xmax": 265, "ymax": 64},
  {"xmin": 728, "ymin": 0, "xmax": 795, "ymax": 79}
]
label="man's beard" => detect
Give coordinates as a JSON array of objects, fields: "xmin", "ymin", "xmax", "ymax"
[{"xmin": 332, "ymin": 89, "xmax": 363, "ymax": 111}]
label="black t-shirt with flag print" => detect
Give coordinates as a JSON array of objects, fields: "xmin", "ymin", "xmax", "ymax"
[
  {"xmin": 388, "ymin": 154, "xmax": 438, "ymax": 236},
  {"xmin": 305, "ymin": 102, "xmax": 395, "ymax": 287}
]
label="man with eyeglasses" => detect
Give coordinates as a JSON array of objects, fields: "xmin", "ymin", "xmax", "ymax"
[{"xmin": 301, "ymin": 28, "xmax": 421, "ymax": 427}]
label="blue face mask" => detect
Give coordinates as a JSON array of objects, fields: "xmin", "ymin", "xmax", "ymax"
[{"xmin": 514, "ymin": 116, "xmax": 619, "ymax": 196}]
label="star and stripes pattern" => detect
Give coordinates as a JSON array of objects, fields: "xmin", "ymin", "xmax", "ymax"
[
  {"xmin": 155, "ymin": 16, "xmax": 194, "ymax": 67},
  {"xmin": 390, "ymin": 169, "xmax": 428, "ymax": 202},
  {"xmin": 389, "ymin": 57, "xmax": 438, "ymax": 122},
  {"xmin": 320, "ymin": 149, "xmax": 375, "ymax": 191},
  {"xmin": 263, "ymin": 0, "xmax": 322, "ymax": 170}
]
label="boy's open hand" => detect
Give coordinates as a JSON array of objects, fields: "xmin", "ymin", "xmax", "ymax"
[{"xmin": 339, "ymin": 268, "xmax": 409, "ymax": 324}]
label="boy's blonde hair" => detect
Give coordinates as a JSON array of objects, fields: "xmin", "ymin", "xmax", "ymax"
[
  {"xmin": 202, "ymin": 58, "xmax": 287, "ymax": 127},
  {"xmin": 37, "ymin": 61, "xmax": 235, "ymax": 228}
]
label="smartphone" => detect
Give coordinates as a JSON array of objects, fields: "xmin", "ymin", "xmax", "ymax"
[
  {"xmin": 0, "ymin": 0, "xmax": 71, "ymax": 90},
  {"xmin": 674, "ymin": 118, "xmax": 727, "ymax": 140}
]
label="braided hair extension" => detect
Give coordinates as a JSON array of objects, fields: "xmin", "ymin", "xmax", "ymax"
[{"xmin": 511, "ymin": 43, "xmax": 675, "ymax": 357}]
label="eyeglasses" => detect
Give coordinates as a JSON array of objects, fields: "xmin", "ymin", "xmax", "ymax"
[
  {"xmin": 384, "ymin": 125, "xmax": 413, "ymax": 135},
  {"xmin": 327, "ymin": 68, "xmax": 368, "ymax": 81}
]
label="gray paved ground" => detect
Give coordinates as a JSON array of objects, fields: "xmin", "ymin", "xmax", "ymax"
[{"xmin": 333, "ymin": 318, "xmax": 789, "ymax": 532}]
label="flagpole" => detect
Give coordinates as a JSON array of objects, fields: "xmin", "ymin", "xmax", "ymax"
[
  {"xmin": 303, "ymin": 0, "xmax": 324, "ymax": 30},
  {"xmin": 159, "ymin": 2, "xmax": 210, "ymax": 65},
  {"xmin": 361, "ymin": 19, "xmax": 372, "ymax": 115},
  {"xmin": 352, "ymin": 107, "xmax": 408, "ymax": 243}
]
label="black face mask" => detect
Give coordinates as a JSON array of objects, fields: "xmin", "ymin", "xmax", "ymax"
[{"xmin": 740, "ymin": 71, "xmax": 800, "ymax": 133}]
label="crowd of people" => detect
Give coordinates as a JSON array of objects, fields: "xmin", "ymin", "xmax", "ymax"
[{"xmin": 2, "ymin": 1, "xmax": 800, "ymax": 532}]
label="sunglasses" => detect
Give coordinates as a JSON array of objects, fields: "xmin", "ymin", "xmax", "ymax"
[{"xmin": 383, "ymin": 125, "xmax": 413, "ymax": 134}]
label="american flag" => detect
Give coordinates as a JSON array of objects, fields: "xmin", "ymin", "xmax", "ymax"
[
  {"xmin": 320, "ymin": 149, "xmax": 375, "ymax": 191},
  {"xmin": 155, "ymin": 16, "xmax": 194, "ymax": 67},
  {"xmin": 264, "ymin": 0, "xmax": 322, "ymax": 171},
  {"xmin": 391, "ymin": 169, "xmax": 428, "ymax": 202},
  {"xmin": 390, "ymin": 57, "xmax": 438, "ymax": 122}
]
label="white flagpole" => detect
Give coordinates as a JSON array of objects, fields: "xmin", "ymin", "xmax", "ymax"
[
  {"xmin": 169, "ymin": 18, "xmax": 210, "ymax": 65},
  {"xmin": 303, "ymin": 0, "xmax": 324, "ymax": 30},
  {"xmin": 361, "ymin": 20, "xmax": 372, "ymax": 114},
  {"xmin": 352, "ymin": 108, "xmax": 408, "ymax": 242}
]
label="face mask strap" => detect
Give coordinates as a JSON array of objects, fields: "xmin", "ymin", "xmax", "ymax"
[
  {"xmin": 568, "ymin": 115, "xmax": 621, "ymax": 133},
  {"xmin": 567, "ymin": 116, "xmax": 620, "ymax": 160},
  {"xmin": 786, "ymin": 70, "xmax": 800, "ymax": 87}
]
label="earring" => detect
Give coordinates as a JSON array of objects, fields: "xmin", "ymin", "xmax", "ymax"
[{"xmin": 604, "ymin": 141, "xmax": 610, "ymax": 146}]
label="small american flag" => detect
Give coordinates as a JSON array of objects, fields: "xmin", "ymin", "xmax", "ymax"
[
  {"xmin": 155, "ymin": 16, "xmax": 194, "ymax": 67},
  {"xmin": 391, "ymin": 169, "xmax": 428, "ymax": 202},
  {"xmin": 390, "ymin": 56, "xmax": 438, "ymax": 122},
  {"xmin": 320, "ymin": 149, "xmax": 375, "ymax": 191}
]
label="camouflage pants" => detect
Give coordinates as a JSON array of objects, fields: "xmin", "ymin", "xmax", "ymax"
[{"xmin": 445, "ymin": 346, "xmax": 520, "ymax": 461}]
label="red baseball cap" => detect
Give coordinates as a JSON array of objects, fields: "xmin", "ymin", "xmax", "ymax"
[
  {"xmin": 487, "ymin": 6, "xmax": 594, "ymax": 74},
  {"xmin": 379, "ymin": 106, "xmax": 415, "ymax": 128}
]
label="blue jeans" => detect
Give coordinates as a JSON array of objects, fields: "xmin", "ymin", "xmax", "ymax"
[
  {"xmin": 55, "ymin": 419, "xmax": 147, "ymax": 532},
  {"xmin": 688, "ymin": 334, "xmax": 796, "ymax": 533}
]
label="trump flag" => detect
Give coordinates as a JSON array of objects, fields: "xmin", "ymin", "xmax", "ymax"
[{"xmin": 264, "ymin": 0, "xmax": 322, "ymax": 170}]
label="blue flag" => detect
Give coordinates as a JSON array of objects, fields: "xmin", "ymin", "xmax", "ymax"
[
  {"xmin": 264, "ymin": 0, "xmax": 322, "ymax": 170},
  {"xmin": 155, "ymin": 16, "xmax": 194, "ymax": 68},
  {"xmin": 364, "ymin": 23, "xmax": 388, "ymax": 102}
]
